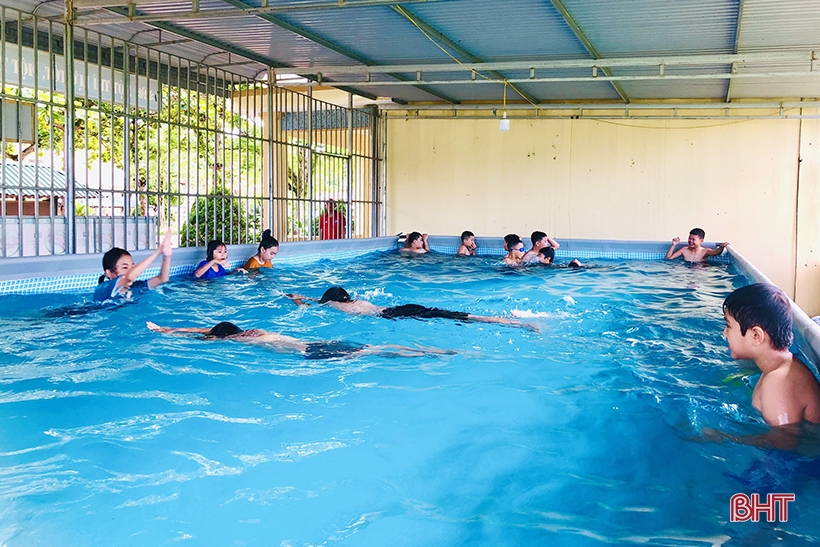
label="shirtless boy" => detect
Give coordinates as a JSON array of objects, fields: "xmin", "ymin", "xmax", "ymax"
[
  {"xmin": 401, "ymin": 232, "xmax": 430, "ymax": 254},
  {"xmin": 521, "ymin": 231, "xmax": 560, "ymax": 263},
  {"xmin": 502, "ymin": 234, "xmax": 524, "ymax": 266},
  {"xmin": 538, "ymin": 247, "xmax": 583, "ymax": 268},
  {"xmin": 723, "ymin": 284, "xmax": 820, "ymax": 428},
  {"xmin": 457, "ymin": 231, "xmax": 477, "ymax": 256},
  {"xmin": 665, "ymin": 228, "xmax": 729, "ymax": 262},
  {"xmin": 286, "ymin": 286, "xmax": 536, "ymax": 330},
  {"xmin": 147, "ymin": 321, "xmax": 452, "ymax": 359}
]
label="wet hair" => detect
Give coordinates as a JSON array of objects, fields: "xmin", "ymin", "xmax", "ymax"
[
  {"xmin": 539, "ymin": 247, "xmax": 555, "ymax": 263},
  {"xmin": 319, "ymin": 286, "xmax": 351, "ymax": 304},
  {"xmin": 405, "ymin": 232, "xmax": 423, "ymax": 247},
  {"xmin": 723, "ymin": 283, "xmax": 793, "ymax": 350},
  {"xmin": 460, "ymin": 231, "xmax": 474, "ymax": 242},
  {"xmin": 258, "ymin": 229, "xmax": 279, "ymax": 251},
  {"xmin": 206, "ymin": 322, "xmax": 244, "ymax": 338},
  {"xmin": 689, "ymin": 228, "xmax": 706, "ymax": 239},
  {"xmin": 99, "ymin": 247, "xmax": 131, "ymax": 283},
  {"xmin": 531, "ymin": 231, "xmax": 547, "ymax": 246},
  {"xmin": 206, "ymin": 240, "xmax": 226, "ymax": 261},
  {"xmin": 503, "ymin": 234, "xmax": 521, "ymax": 250}
]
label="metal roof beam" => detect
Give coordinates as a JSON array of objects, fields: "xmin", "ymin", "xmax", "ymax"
[
  {"xmin": 548, "ymin": 0, "xmax": 630, "ymax": 103},
  {"xmin": 75, "ymin": 0, "xmax": 454, "ymax": 17},
  {"xmin": 317, "ymin": 69, "xmax": 820, "ymax": 88},
  {"xmin": 216, "ymin": 0, "xmax": 459, "ymax": 103},
  {"xmin": 304, "ymin": 51, "xmax": 811, "ymax": 75},
  {"xmin": 380, "ymin": 101, "xmax": 820, "ymax": 111},
  {"xmin": 390, "ymin": 4, "xmax": 541, "ymax": 105},
  {"xmin": 726, "ymin": 0, "xmax": 745, "ymax": 102},
  {"xmin": 104, "ymin": 6, "xmax": 379, "ymax": 99}
]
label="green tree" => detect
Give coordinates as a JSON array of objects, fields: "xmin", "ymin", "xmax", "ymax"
[
  {"xmin": 180, "ymin": 184, "xmax": 260, "ymax": 246},
  {"xmin": 3, "ymin": 82, "xmax": 265, "ymax": 234}
]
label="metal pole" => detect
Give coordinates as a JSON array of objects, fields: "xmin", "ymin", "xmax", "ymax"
[
  {"xmin": 379, "ymin": 109, "xmax": 386, "ymax": 237},
  {"xmin": 64, "ymin": 0, "xmax": 77, "ymax": 254},
  {"xmin": 368, "ymin": 105, "xmax": 379, "ymax": 238},
  {"xmin": 346, "ymin": 92, "xmax": 353, "ymax": 238},
  {"xmin": 122, "ymin": 42, "xmax": 131, "ymax": 249},
  {"xmin": 266, "ymin": 70, "xmax": 275, "ymax": 231},
  {"xmin": 307, "ymin": 85, "xmax": 313, "ymax": 240}
]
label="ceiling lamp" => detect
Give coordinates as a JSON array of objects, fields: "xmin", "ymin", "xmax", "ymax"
[{"xmin": 499, "ymin": 81, "xmax": 510, "ymax": 132}]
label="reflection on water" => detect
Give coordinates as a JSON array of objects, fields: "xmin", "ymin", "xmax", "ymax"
[{"xmin": 0, "ymin": 252, "xmax": 817, "ymax": 546}]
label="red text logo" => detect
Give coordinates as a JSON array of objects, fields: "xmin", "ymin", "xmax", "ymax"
[{"xmin": 730, "ymin": 493, "xmax": 794, "ymax": 522}]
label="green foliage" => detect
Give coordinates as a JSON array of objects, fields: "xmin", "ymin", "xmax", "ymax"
[
  {"xmin": 3, "ymin": 84, "xmax": 264, "ymax": 232},
  {"xmin": 285, "ymin": 139, "xmax": 350, "ymax": 238},
  {"xmin": 286, "ymin": 140, "xmax": 349, "ymax": 199},
  {"xmin": 180, "ymin": 185, "xmax": 261, "ymax": 247}
]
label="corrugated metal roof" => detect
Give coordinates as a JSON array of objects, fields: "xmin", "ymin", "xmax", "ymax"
[
  {"xmin": 557, "ymin": 0, "xmax": 740, "ymax": 56},
  {"xmin": 2, "ymin": 0, "xmax": 819, "ymax": 103},
  {"xmin": 738, "ymin": 0, "xmax": 820, "ymax": 50},
  {"xmin": 271, "ymin": 6, "xmax": 460, "ymax": 65},
  {"xmin": 398, "ymin": 0, "xmax": 592, "ymax": 61},
  {"xmin": 0, "ymin": 163, "xmax": 99, "ymax": 198}
]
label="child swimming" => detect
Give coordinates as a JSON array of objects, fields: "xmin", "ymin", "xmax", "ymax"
[
  {"xmin": 94, "ymin": 230, "xmax": 173, "ymax": 302},
  {"xmin": 147, "ymin": 321, "xmax": 454, "ymax": 359},
  {"xmin": 286, "ymin": 286, "xmax": 538, "ymax": 331}
]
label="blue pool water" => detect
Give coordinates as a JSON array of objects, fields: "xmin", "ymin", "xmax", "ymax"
[{"xmin": 1, "ymin": 252, "xmax": 819, "ymax": 546}]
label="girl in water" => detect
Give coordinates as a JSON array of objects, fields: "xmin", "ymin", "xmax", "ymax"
[
  {"xmin": 194, "ymin": 240, "xmax": 245, "ymax": 278},
  {"xmin": 94, "ymin": 230, "xmax": 173, "ymax": 301},
  {"xmin": 243, "ymin": 229, "xmax": 279, "ymax": 270}
]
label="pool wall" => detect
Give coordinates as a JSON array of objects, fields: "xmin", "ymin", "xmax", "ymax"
[
  {"xmin": 2, "ymin": 234, "xmax": 819, "ymax": 371},
  {"xmin": 0, "ymin": 236, "xmax": 398, "ymax": 295}
]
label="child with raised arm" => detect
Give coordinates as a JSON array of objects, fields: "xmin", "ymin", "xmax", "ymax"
[
  {"xmin": 457, "ymin": 231, "xmax": 477, "ymax": 256},
  {"xmin": 401, "ymin": 232, "xmax": 429, "ymax": 254},
  {"xmin": 521, "ymin": 231, "xmax": 560, "ymax": 263},
  {"xmin": 94, "ymin": 230, "xmax": 173, "ymax": 302},
  {"xmin": 665, "ymin": 228, "xmax": 729, "ymax": 262},
  {"xmin": 244, "ymin": 230, "xmax": 279, "ymax": 270}
]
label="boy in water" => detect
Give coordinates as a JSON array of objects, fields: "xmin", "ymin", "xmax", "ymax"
[
  {"xmin": 147, "ymin": 321, "xmax": 453, "ymax": 359},
  {"xmin": 502, "ymin": 234, "xmax": 524, "ymax": 266},
  {"xmin": 665, "ymin": 228, "xmax": 729, "ymax": 262},
  {"xmin": 286, "ymin": 286, "xmax": 537, "ymax": 330},
  {"xmin": 723, "ymin": 284, "xmax": 820, "ymax": 428},
  {"xmin": 521, "ymin": 231, "xmax": 560, "ymax": 263},
  {"xmin": 457, "ymin": 231, "xmax": 477, "ymax": 256},
  {"xmin": 538, "ymin": 247, "xmax": 583, "ymax": 268},
  {"xmin": 401, "ymin": 232, "xmax": 430, "ymax": 254}
]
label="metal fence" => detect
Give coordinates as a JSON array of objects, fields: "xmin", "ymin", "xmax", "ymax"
[{"xmin": 0, "ymin": 4, "xmax": 384, "ymax": 258}]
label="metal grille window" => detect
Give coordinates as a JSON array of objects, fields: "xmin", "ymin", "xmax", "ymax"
[
  {"xmin": 273, "ymin": 88, "xmax": 382, "ymax": 242},
  {"xmin": 0, "ymin": 5, "xmax": 384, "ymax": 258}
]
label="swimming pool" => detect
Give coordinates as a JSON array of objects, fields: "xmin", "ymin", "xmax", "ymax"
[{"xmin": 1, "ymin": 251, "xmax": 818, "ymax": 546}]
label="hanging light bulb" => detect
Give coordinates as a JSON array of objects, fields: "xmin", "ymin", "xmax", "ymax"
[
  {"xmin": 499, "ymin": 80, "xmax": 510, "ymax": 132},
  {"xmin": 499, "ymin": 111, "xmax": 510, "ymax": 132}
]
